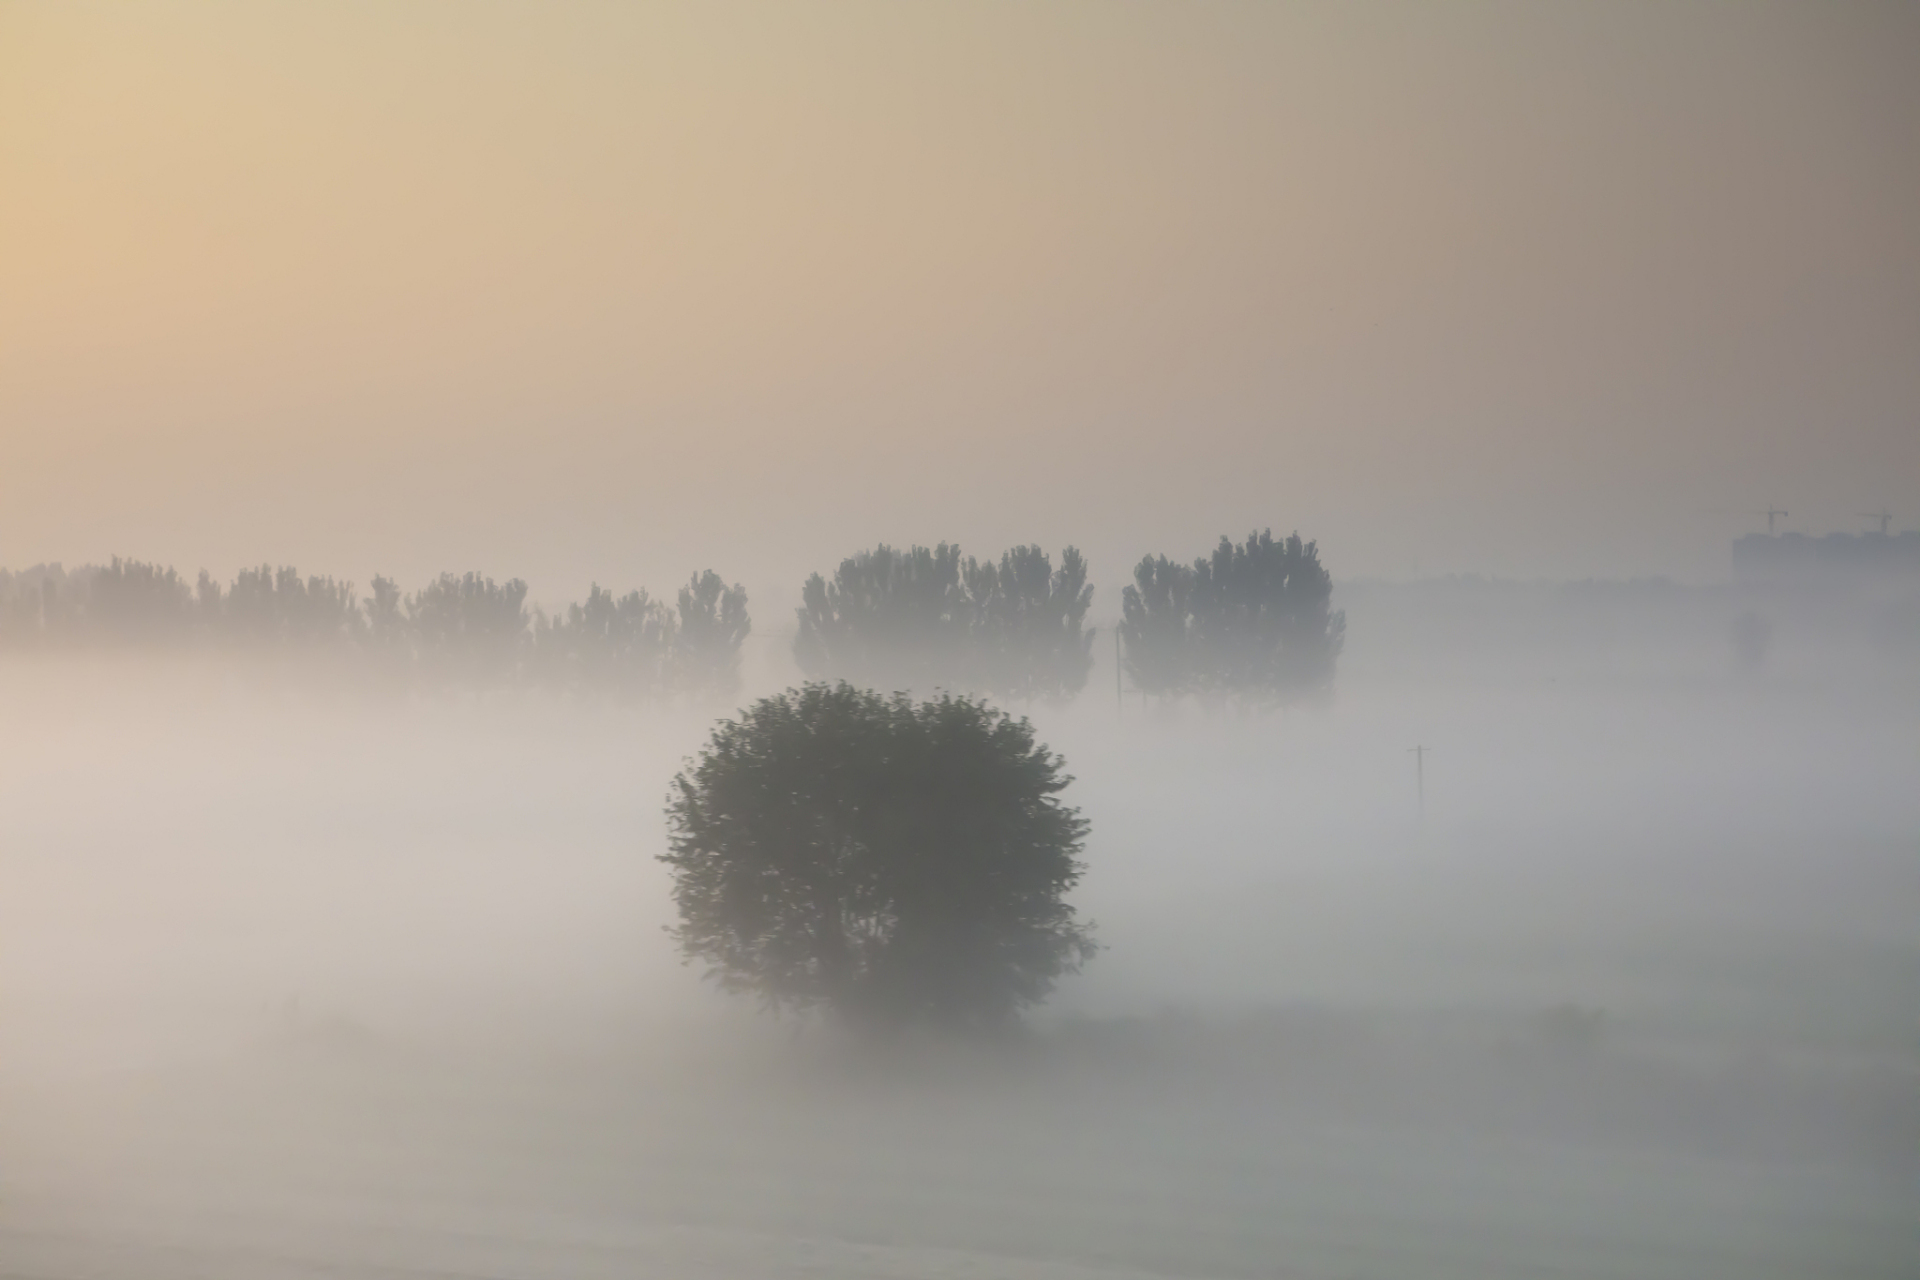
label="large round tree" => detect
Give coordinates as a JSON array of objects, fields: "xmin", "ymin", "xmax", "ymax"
[{"xmin": 662, "ymin": 683, "xmax": 1095, "ymax": 1031}]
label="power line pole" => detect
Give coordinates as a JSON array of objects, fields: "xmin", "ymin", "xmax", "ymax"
[
  {"xmin": 1115, "ymin": 628, "xmax": 1123, "ymax": 714},
  {"xmin": 1408, "ymin": 745, "xmax": 1429, "ymax": 819}
]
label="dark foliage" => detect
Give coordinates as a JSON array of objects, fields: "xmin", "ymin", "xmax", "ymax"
[
  {"xmin": 794, "ymin": 544, "xmax": 965, "ymax": 691},
  {"xmin": 1119, "ymin": 529, "xmax": 1344, "ymax": 704},
  {"xmin": 794, "ymin": 543, "xmax": 1094, "ymax": 702},
  {"xmin": 675, "ymin": 570, "xmax": 752, "ymax": 694},
  {"xmin": 963, "ymin": 545, "xmax": 1096, "ymax": 703},
  {"xmin": 662, "ymin": 683, "xmax": 1096, "ymax": 1031}
]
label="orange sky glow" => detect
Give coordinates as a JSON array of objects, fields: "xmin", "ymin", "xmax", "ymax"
[{"xmin": 2, "ymin": 1, "xmax": 1915, "ymax": 602}]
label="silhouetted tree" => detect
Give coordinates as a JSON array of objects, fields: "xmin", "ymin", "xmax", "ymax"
[
  {"xmin": 961, "ymin": 545, "xmax": 1096, "ymax": 702},
  {"xmin": 222, "ymin": 565, "xmax": 361, "ymax": 646},
  {"xmin": 795, "ymin": 543, "xmax": 1095, "ymax": 701},
  {"xmin": 363, "ymin": 575, "xmax": 407, "ymax": 650},
  {"xmin": 674, "ymin": 570, "xmax": 750, "ymax": 695},
  {"xmin": 1120, "ymin": 530, "xmax": 1344, "ymax": 704},
  {"xmin": 532, "ymin": 584, "xmax": 676, "ymax": 698},
  {"xmin": 1116, "ymin": 555, "xmax": 1194, "ymax": 696},
  {"xmin": 795, "ymin": 544, "xmax": 966, "ymax": 690},
  {"xmin": 194, "ymin": 570, "xmax": 224, "ymax": 633},
  {"xmin": 86, "ymin": 558, "xmax": 192, "ymax": 644},
  {"xmin": 663, "ymin": 683, "xmax": 1096, "ymax": 1032},
  {"xmin": 407, "ymin": 572, "xmax": 529, "ymax": 685}
]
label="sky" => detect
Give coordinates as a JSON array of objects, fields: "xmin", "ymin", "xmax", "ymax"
[{"xmin": 2, "ymin": 0, "xmax": 1915, "ymax": 605}]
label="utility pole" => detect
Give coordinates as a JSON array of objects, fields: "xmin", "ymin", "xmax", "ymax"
[
  {"xmin": 1408, "ymin": 745, "xmax": 1429, "ymax": 819},
  {"xmin": 1115, "ymin": 629, "xmax": 1123, "ymax": 713}
]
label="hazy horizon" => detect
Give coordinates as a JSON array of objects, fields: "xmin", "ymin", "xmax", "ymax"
[
  {"xmin": 3, "ymin": 5, "xmax": 1917, "ymax": 1277},
  {"xmin": 4, "ymin": 1, "xmax": 1917, "ymax": 600}
]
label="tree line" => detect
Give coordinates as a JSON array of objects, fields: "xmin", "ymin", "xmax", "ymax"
[
  {"xmin": 792, "ymin": 531, "xmax": 1342, "ymax": 706},
  {"xmin": 0, "ymin": 528, "xmax": 1343, "ymax": 705},
  {"xmin": 0, "ymin": 560, "xmax": 750, "ymax": 698},
  {"xmin": 793, "ymin": 543, "xmax": 1096, "ymax": 703},
  {"xmin": 1118, "ymin": 530, "xmax": 1344, "ymax": 704},
  {"xmin": 0, "ymin": 528, "xmax": 1340, "ymax": 1036}
]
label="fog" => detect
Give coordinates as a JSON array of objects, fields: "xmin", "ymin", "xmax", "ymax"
[
  {"xmin": 2, "ymin": 571, "xmax": 1915, "ymax": 1279},
  {"xmin": 5, "ymin": 1, "xmax": 1919, "ymax": 1275}
]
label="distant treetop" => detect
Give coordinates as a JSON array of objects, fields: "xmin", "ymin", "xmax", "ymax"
[
  {"xmin": 794, "ymin": 542, "xmax": 1094, "ymax": 702},
  {"xmin": 1119, "ymin": 529, "xmax": 1344, "ymax": 705}
]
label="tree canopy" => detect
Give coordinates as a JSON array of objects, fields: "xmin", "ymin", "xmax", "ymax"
[
  {"xmin": 531, "ymin": 583, "xmax": 674, "ymax": 697},
  {"xmin": 794, "ymin": 543, "xmax": 1094, "ymax": 702},
  {"xmin": 1119, "ymin": 530, "xmax": 1344, "ymax": 704},
  {"xmin": 662, "ymin": 683, "xmax": 1096, "ymax": 1032},
  {"xmin": 675, "ymin": 570, "xmax": 753, "ymax": 692}
]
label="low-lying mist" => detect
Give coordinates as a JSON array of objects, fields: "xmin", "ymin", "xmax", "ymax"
[{"xmin": 2, "ymin": 582, "xmax": 1916, "ymax": 1279}]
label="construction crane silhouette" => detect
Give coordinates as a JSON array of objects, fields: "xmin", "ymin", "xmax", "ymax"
[
  {"xmin": 1758, "ymin": 507, "xmax": 1788, "ymax": 535},
  {"xmin": 1859, "ymin": 509, "xmax": 1893, "ymax": 535}
]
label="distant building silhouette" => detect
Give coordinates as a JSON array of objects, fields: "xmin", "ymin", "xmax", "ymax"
[{"xmin": 1733, "ymin": 531, "xmax": 1920, "ymax": 582}]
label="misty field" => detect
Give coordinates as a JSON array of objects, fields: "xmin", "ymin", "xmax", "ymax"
[
  {"xmin": 2, "ymin": 627, "xmax": 1915, "ymax": 1279},
  {"xmin": 7, "ymin": 0, "xmax": 1918, "ymax": 1272}
]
